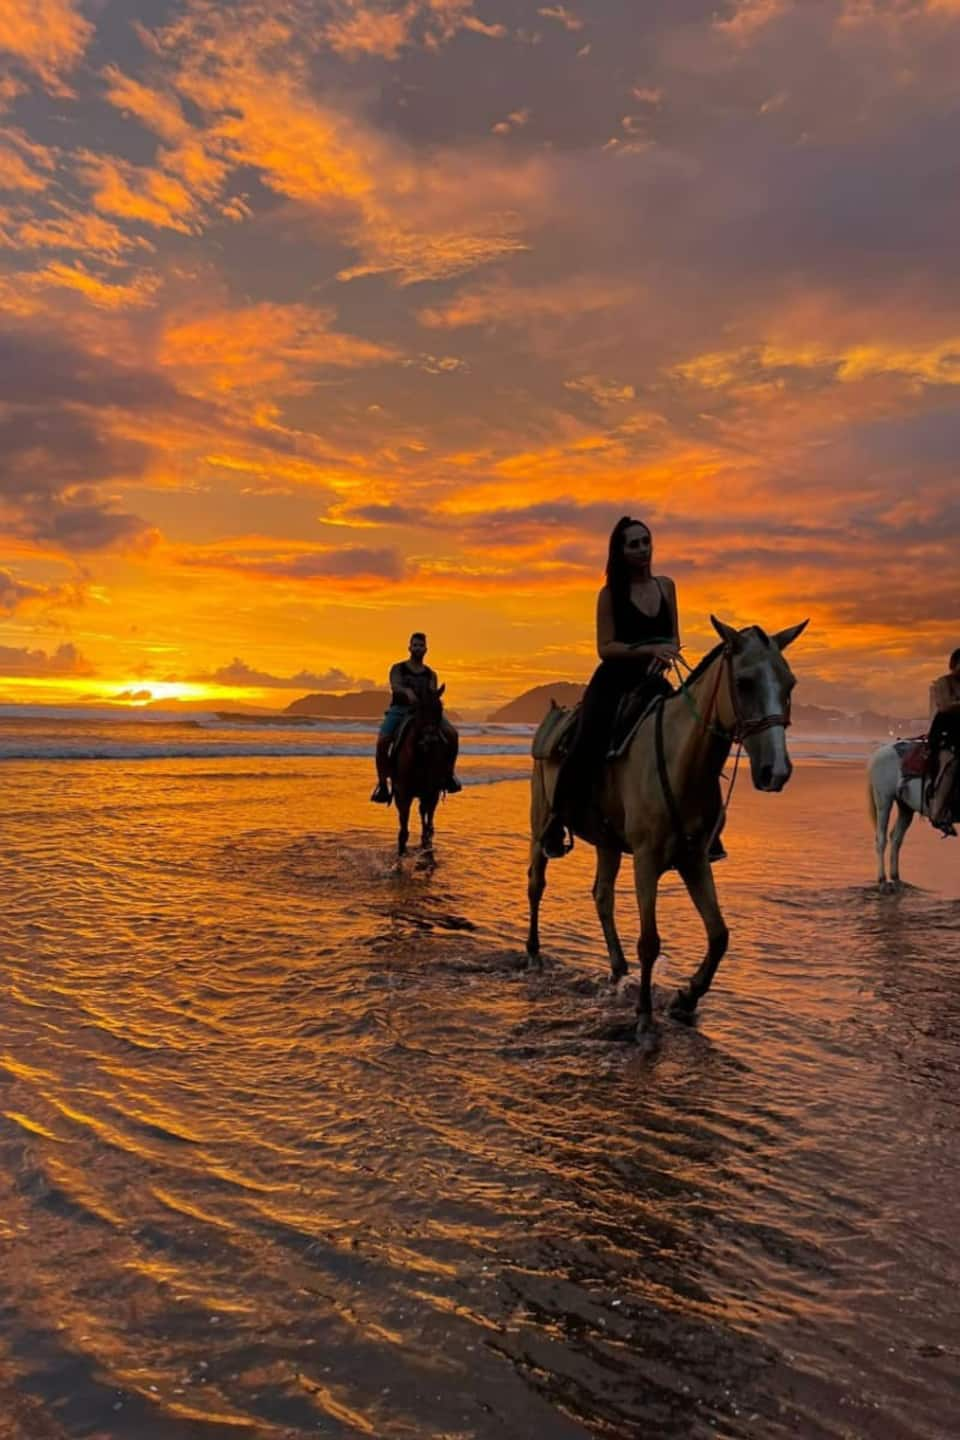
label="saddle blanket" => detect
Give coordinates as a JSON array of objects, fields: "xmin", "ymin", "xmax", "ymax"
[{"xmin": 894, "ymin": 736, "xmax": 928, "ymax": 780}]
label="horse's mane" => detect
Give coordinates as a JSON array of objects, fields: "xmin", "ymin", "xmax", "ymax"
[
  {"xmin": 678, "ymin": 627, "xmax": 772, "ymax": 690},
  {"xmin": 679, "ymin": 640, "xmax": 725, "ymax": 687}
]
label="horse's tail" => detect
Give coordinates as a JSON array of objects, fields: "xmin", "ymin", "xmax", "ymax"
[
  {"xmin": 530, "ymin": 758, "xmax": 547, "ymax": 835},
  {"xmin": 867, "ymin": 773, "xmax": 877, "ymax": 827}
]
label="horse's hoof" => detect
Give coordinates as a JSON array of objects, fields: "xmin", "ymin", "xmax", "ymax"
[
  {"xmin": 610, "ymin": 959, "xmax": 629, "ymax": 982},
  {"xmin": 668, "ymin": 989, "xmax": 697, "ymax": 1022},
  {"xmin": 635, "ymin": 1018, "xmax": 659, "ymax": 1051}
]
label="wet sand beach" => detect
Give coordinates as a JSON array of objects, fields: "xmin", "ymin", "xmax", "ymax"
[{"xmin": 1, "ymin": 752, "xmax": 959, "ymax": 1438}]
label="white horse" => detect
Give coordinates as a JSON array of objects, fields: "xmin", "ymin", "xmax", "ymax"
[{"xmin": 868, "ymin": 743, "xmax": 925, "ymax": 889}]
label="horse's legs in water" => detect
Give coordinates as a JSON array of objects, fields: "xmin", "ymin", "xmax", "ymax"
[
  {"xmin": 888, "ymin": 798, "xmax": 914, "ymax": 887},
  {"xmin": 631, "ymin": 852, "xmax": 661, "ymax": 1034},
  {"xmin": 873, "ymin": 785, "xmax": 893, "ymax": 887},
  {"xmin": 395, "ymin": 792, "xmax": 412, "ymax": 857},
  {"xmin": 593, "ymin": 844, "xmax": 627, "ymax": 980},
  {"xmin": 670, "ymin": 852, "xmax": 729, "ymax": 1021},
  {"xmin": 526, "ymin": 838, "xmax": 548, "ymax": 960},
  {"xmin": 419, "ymin": 797, "xmax": 436, "ymax": 852}
]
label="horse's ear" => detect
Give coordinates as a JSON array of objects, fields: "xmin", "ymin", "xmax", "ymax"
[
  {"xmin": 711, "ymin": 614, "xmax": 741, "ymax": 650},
  {"xmin": 771, "ymin": 619, "xmax": 809, "ymax": 652},
  {"xmin": 437, "ymin": 682, "xmax": 446, "ymax": 697}
]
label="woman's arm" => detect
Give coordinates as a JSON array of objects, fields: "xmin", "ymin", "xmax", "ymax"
[
  {"xmin": 661, "ymin": 576, "xmax": 680, "ymax": 649},
  {"xmin": 595, "ymin": 587, "xmax": 679, "ymax": 663}
]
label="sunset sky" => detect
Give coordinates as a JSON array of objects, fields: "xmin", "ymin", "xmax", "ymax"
[{"xmin": 1, "ymin": 0, "xmax": 957, "ymax": 715}]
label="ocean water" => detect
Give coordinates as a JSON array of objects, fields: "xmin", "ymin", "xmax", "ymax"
[{"xmin": 1, "ymin": 719, "xmax": 958, "ymax": 1438}]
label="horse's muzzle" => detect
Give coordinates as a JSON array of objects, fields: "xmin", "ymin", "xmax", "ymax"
[{"xmin": 753, "ymin": 757, "xmax": 792, "ymax": 792}]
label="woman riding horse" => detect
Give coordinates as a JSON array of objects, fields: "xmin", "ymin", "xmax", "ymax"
[{"xmin": 541, "ymin": 517, "xmax": 725, "ymax": 863}]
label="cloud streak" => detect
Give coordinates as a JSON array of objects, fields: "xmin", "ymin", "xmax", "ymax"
[{"xmin": 195, "ymin": 657, "xmax": 376, "ymax": 689}]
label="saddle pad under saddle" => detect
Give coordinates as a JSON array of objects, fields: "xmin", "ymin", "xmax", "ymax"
[
  {"xmin": 894, "ymin": 736, "xmax": 928, "ymax": 780},
  {"xmin": 531, "ymin": 702, "xmax": 579, "ymax": 761}
]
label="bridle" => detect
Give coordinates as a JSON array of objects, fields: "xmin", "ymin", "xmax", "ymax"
[
  {"xmin": 676, "ymin": 644, "xmax": 792, "ymax": 743},
  {"xmin": 657, "ymin": 642, "xmax": 792, "ymax": 858}
]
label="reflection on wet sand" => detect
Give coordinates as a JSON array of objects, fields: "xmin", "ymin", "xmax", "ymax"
[{"xmin": 0, "ymin": 758, "xmax": 958, "ymax": 1437}]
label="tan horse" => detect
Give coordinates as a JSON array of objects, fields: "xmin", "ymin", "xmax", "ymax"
[{"xmin": 527, "ymin": 616, "xmax": 808, "ymax": 1037}]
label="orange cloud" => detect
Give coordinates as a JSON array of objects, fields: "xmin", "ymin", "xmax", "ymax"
[
  {"xmin": 715, "ymin": 0, "xmax": 790, "ymax": 43},
  {"xmin": 418, "ymin": 276, "xmax": 632, "ymax": 329},
  {"xmin": 0, "ymin": 130, "xmax": 55, "ymax": 192},
  {"xmin": 77, "ymin": 152, "xmax": 200, "ymax": 234},
  {"xmin": 13, "ymin": 205, "xmax": 152, "ymax": 259},
  {"xmin": 112, "ymin": 6, "xmax": 539, "ymax": 283},
  {"xmin": 0, "ymin": 0, "xmax": 92, "ymax": 91},
  {"xmin": 158, "ymin": 302, "xmax": 397, "ymax": 396},
  {"xmin": 36, "ymin": 261, "xmax": 161, "ymax": 309},
  {"xmin": 0, "ymin": 641, "xmax": 93, "ymax": 677},
  {"xmin": 101, "ymin": 64, "xmax": 191, "ymax": 144},
  {"xmin": 325, "ymin": 3, "xmax": 416, "ymax": 58}
]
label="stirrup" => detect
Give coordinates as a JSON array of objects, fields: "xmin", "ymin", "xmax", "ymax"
[{"xmin": 445, "ymin": 774, "xmax": 463, "ymax": 794}]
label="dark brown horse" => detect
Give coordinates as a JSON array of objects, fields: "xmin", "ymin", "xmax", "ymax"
[{"xmin": 391, "ymin": 685, "xmax": 450, "ymax": 857}]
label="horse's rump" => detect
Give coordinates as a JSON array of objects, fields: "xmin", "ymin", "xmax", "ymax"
[{"xmin": 531, "ymin": 703, "xmax": 579, "ymax": 762}]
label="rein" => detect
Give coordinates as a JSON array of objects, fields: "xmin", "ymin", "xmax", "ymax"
[
  {"xmin": 657, "ymin": 644, "xmax": 791, "ymax": 858},
  {"xmin": 672, "ymin": 646, "xmax": 792, "ymax": 743}
]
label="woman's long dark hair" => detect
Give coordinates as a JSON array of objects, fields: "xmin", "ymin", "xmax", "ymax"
[{"xmin": 605, "ymin": 515, "xmax": 651, "ymax": 607}]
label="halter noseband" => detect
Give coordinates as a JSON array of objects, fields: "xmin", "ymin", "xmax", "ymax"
[{"xmin": 721, "ymin": 644, "xmax": 792, "ymax": 743}]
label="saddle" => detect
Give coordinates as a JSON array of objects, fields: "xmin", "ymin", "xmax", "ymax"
[
  {"xmin": 531, "ymin": 701, "xmax": 579, "ymax": 762},
  {"xmin": 894, "ymin": 736, "xmax": 928, "ymax": 781},
  {"xmin": 388, "ymin": 713, "xmax": 415, "ymax": 758},
  {"xmin": 607, "ymin": 690, "xmax": 663, "ymax": 759},
  {"xmin": 531, "ymin": 688, "xmax": 662, "ymax": 765}
]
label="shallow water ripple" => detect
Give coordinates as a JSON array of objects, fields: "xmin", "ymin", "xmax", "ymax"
[{"xmin": 1, "ymin": 758, "xmax": 959, "ymax": 1437}]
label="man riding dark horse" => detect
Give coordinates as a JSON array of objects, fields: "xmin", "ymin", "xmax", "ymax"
[
  {"xmin": 926, "ymin": 646, "xmax": 960, "ymax": 836},
  {"xmin": 371, "ymin": 632, "xmax": 461, "ymax": 804}
]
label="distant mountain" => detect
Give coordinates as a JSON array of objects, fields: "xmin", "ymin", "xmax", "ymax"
[
  {"xmin": 285, "ymin": 689, "xmax": 388, "ymax": 718},
  {"xmin": 485, "ymin": 684, "xmax": 926, "ymax": 736},
  {"xmin": 285, "ymin": 690, "xmax": 462, "ymax": 722},
  {"xmin": 487, "ymin": 683, "xmax": 585, "ymax": 724},
  {"xmin": 792, "ymin": 704, "xmax": 926, "ymax": 737}
]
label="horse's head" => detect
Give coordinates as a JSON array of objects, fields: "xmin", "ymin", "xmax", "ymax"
[
  {"xmin": 711, "ymin": 615, "xmax": 808, "ymax": 792},
  {"xmin": 413, "ymin": 683, "xmax": 445, "ymax": 743}
]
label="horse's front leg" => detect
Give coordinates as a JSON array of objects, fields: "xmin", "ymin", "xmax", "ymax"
[
  {"xmin": 873, "ymin": 789, "xmax": 893, "ymax": 888},
  {"xmin": 631, "ymin": 852, "xmax": 661, "ymax": 1036},
  {"xmin": 395, "ymin": 794, "xmax": 412, "ymax": 856},
  {"xmin": 888, "ymin": 799, "xmax": 914, "ymax": 887},
  {"xmin": 419, "ymin": 797, "xmax": 436, "ymax": 852},
  {"xmin": 593, "ymin": 844, "xmax": 627, "ymax": 981},
  {"xmin": 671, "ymin": 851, "xmax": 729, "ymax": 1021}
]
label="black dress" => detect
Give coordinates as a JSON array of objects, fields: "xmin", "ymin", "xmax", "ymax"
[{"xmin": 553, "ymin": 580, "xmax": 674, "ymax": 823}]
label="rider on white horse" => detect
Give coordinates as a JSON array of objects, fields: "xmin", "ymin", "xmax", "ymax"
[{"xmin": 927, "ymin": 646, "xmax": 960, "ymax": 836}]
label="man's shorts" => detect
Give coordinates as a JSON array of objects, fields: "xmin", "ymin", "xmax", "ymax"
[{"xmin": 379, "ymin": 703, "xmax": 413, "ymax": 738}]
